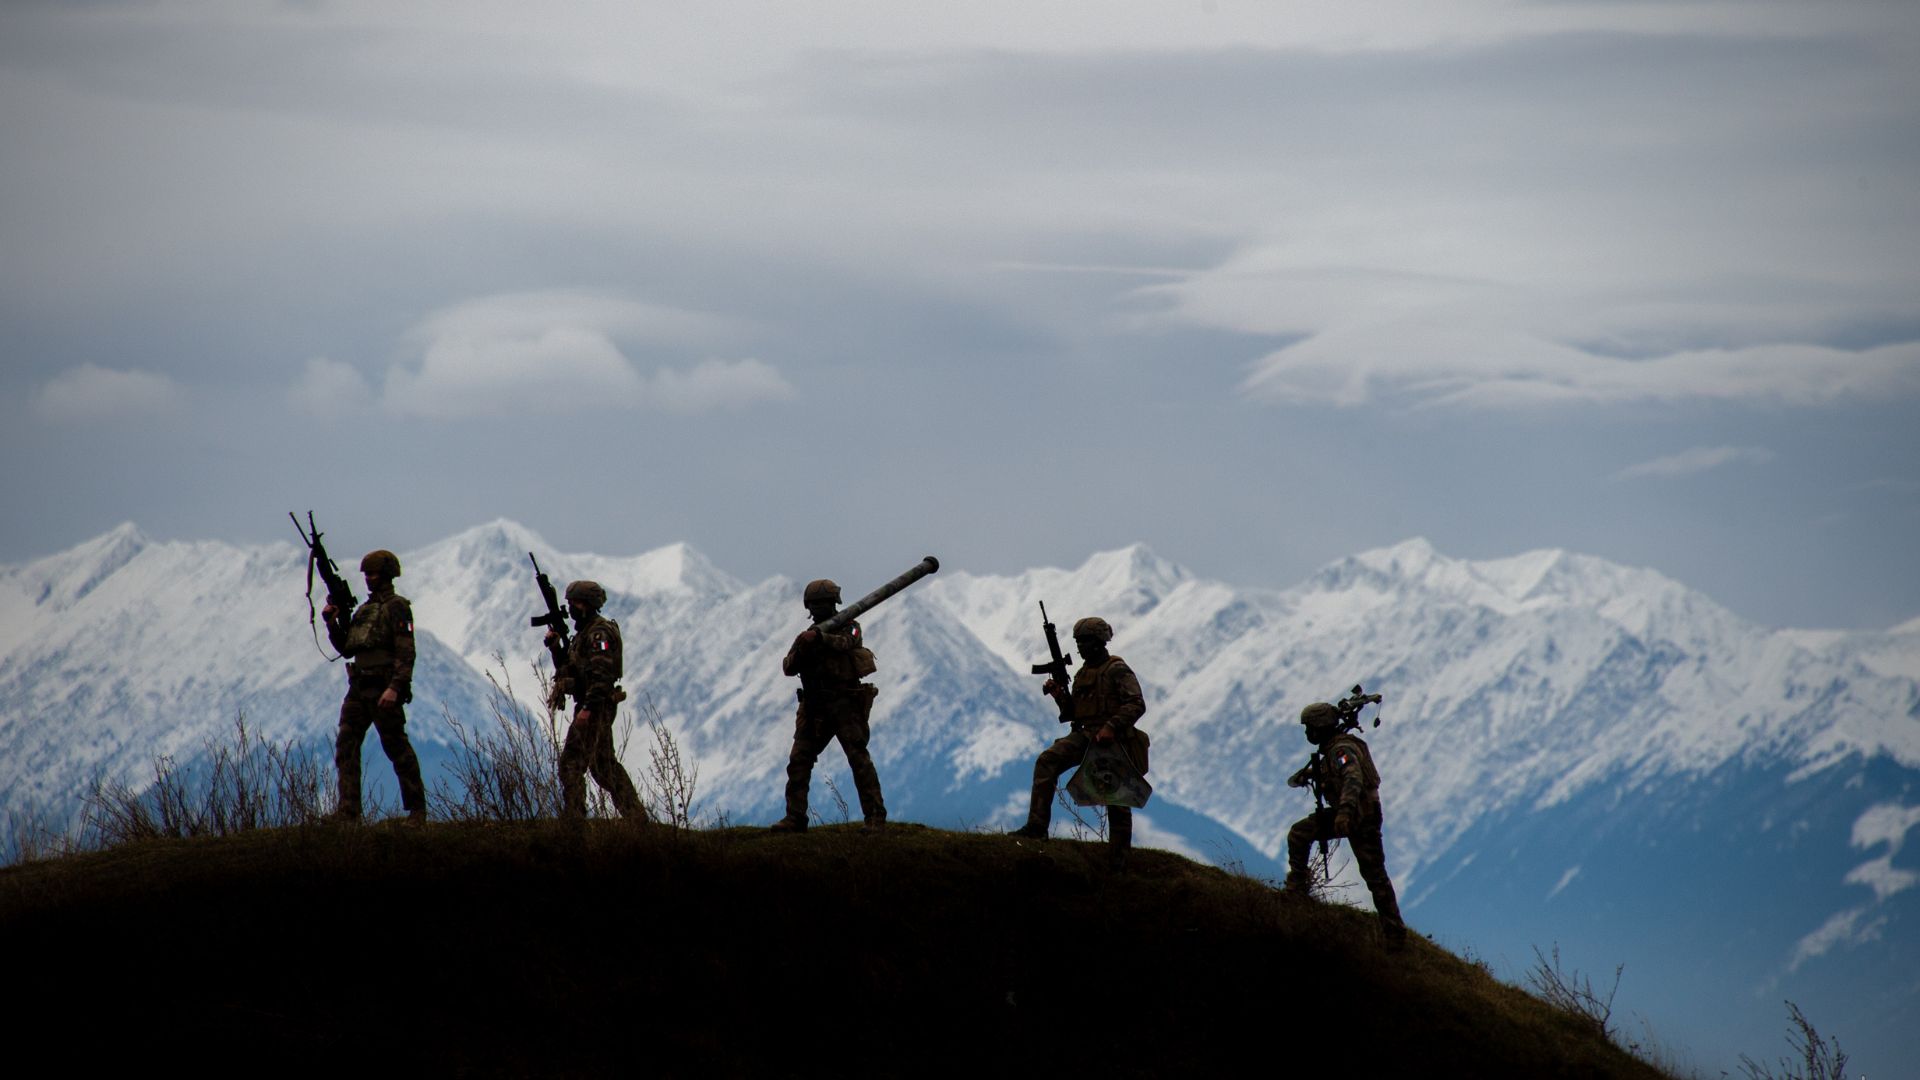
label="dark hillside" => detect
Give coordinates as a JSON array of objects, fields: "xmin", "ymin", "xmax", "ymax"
[{"xmin": 3, "ymin": 821, "xmax": 1669, "ymax": 1077}]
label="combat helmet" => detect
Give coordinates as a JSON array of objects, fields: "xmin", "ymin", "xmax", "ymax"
[
  {"xmin": 360, "ymin": 549, "xmax": 401, "ymax": 578},
  {"xmin": 565, "ymin": 580, "xmax": 608, "ymax": 610},
  {"xmin": 803, "ymin": 579, "xmax": 841, "ymax": 606},
  {"xmin": 1071, "ymin": 616, "xmax": 1113, "ymax": 643},
  {"xmin": 1299, "ymin": 702, "xmax": 1341, "ymax": 730}
]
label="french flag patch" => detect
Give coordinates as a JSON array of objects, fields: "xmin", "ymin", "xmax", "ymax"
[{"xmin": 597, "ymin": 639, "xmax": 610, "ymax": 651}]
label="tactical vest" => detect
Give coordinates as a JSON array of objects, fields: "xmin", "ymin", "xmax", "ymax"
[
  {"xmin": 344, "ymin": 592, "xmax": 406, "ymax": 668},
  {"xmin": 1070, "ymin": 656, "xmax": 1119, "ymax": 726}
]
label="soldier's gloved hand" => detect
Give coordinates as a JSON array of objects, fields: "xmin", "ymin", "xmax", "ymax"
[
  {"xmin": 544, "ymin": 629, "xmax": 559, "ymax": 647},
  {"xmin": 1042, "ymin": 678, "xmax": 1062, "ymax": 699},
  {"xmin": 798, "ymin": 627, "xmax": 820, "ymax": 648},
  {"xmin": 577, "ymin": 708, "xmax": 593, "ymax": 724},
  {"xmin": 322, "ymin": 602, "xmax": 338, "ymax": 620},
  {"xmin": 1287, "ymin": 771, "xmax": 1308, "ymax": 789},
  {"xmin": 1334, "ymin": 809, "xmax": 1353, "ymax": 834},
  {"xmin": 1095, "ymin": 722, "xmax": 1116, "ymax": 745},
  {"xmin": 547, "ymin": 685, "xmax": 566, "ymax": 711},
  {"xmin": 378, "ymin": 688, "xmax": 400, "ymax": 710}
]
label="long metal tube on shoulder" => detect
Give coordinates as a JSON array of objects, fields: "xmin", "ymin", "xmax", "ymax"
[{"xmin": 816, "ymin": 555, "xmax": 940, "ymax": 632}]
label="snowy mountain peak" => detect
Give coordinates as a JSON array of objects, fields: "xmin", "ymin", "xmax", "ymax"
[
  {"xmin": 1073, "ymin": 543, "xmax": 1190, "ymax": 610},
  {"xmin": 576, "ymin": 541, "xmax": 741, "ymax": 599},
  {"xmin": 11, "ymin": 521, "xmax": 151, "ymax": 610},
  {"xmin": 411, "ymin": 518, "xmax": 556, "ymax": 569}
]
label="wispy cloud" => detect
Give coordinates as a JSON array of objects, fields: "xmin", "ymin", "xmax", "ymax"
[
  {"xmin": 1611, "ymin": 446, "xmax": 1776, "ymax": 482},
  {"xmin": 1789, "ymin": 905, "xmax": 1886, "ymax": 971},
  {"xmin": 32, "ymin": 365, "xmax": 183, "ymax": 422},
  {"xmin": 287, "ymin": 357, "xmax": 373, "ymax": 416},
  {"xmin": 379, "ymin": 291, "xmax": 792, "ymax": 418},
  {"xmin": 1789, "ymin": 801, "xmax": 1920, "ymax": 970}
]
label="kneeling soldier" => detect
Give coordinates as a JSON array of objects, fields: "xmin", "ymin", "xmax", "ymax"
[{"xmin": 1011, "ymin": 616, "xmax": 1146, "ymax": 872}]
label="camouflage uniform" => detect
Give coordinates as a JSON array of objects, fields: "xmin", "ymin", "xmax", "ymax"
[
  {"xmin": 553, "ymin": 610, "xmax": 646, "ymax": 821},
  {"xmin": 1019, "ymin": 648, "xmax": 1147, "ymax": 866},
  {"xmin": 777, "ymin": 618, "xmax": 886, "ymax": 828},
  {"xmin": 1285, "ymin": 729, "xmax": 1406, "ymax": 944},
  {"xmin": 325, "ymin": 582, "xmax": 425, "ymax": 820}
]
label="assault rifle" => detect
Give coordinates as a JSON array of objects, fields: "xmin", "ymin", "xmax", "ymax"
[
  {"xmin": 528, "ymin": 552, "xmax": 571, "ymax": 670},
  {"xmin": 1029, "ymin": 601, "xmax": 1074, "ymax": 723},
  {"xmin": 290, "ymin": 511, "xmax": 356, "ymax": 660}
]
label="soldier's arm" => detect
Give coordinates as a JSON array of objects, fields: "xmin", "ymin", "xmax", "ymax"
[
  {"xmin": 388, "ymin": 598, "xmax": 416, "ymax": 697},
  {"xmin": 325, "ymin": 605, "xmax": 352, "ymax": 655},
  {"xmin": 1105, "ymin": 660, "xmax": 1146, "ymax": 732},
  {"xmin": 578, "ymin": 624, "xmax": 619, "ymax": 707},
  {"xmin": 1330, "ymin": 741, "xmax": 1366, "ymax": 818}
]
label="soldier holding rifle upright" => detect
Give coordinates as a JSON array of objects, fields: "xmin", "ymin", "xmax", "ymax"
[
  {"xmin": 322, "ymin": 548, "xmax": 427, "ymax": 824},
  {"xmin": 535, "ymin": 567, "xmax": 647, "ymax": 823},
  {"xmin": 1011, "ymin": 615, "xmax": 1148, "ymax": 872}
]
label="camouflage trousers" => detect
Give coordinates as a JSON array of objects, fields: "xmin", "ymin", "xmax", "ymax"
[
  {"xmin": 1022, "ymin": 729, "xmax": 1133, "ymax": 855},
  {"xmin": 560, "ymin": 703, "xmax": 647, "ymax": 821},
  {"xmin": 336, "ymin": 683, "xmax": 425, "ymax": 818},
  {"xmin": 784, "ymin": 687, "xmax": 886, "ymax": 824},
  {"xmin": 1286, "ymin": 806, "xmax": 1405, "ymax": 941}
]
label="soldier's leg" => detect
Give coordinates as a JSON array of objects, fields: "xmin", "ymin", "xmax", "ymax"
[
  {"xmin": 836, "ymin": 698, "xmax": 887, "ymax": 824},
  {"xmin": 1019, "ymin": 731, "xmax": 1089, "ymax": 834},
  {"xmin": 334, "ymin": 693, "xmax": 374, "ymax": 819},
  {"xmin": 1350, "ymin": 817, "xmax": 1406, "ymax": 943},
  {"xmin": 1283, "ymin": 810, "xmax": 1333, "ymax": 892},
  {"xmin": 370, "ymin": 704, "xmax": 426, "ymax": 817},
  {"xmin": 778, "ymin": 705, "xmax": 827, "ymax": 827},
  {"xmin": 586, "ymin": 705, "xmax": 648, "ymax": 821},
  {"xmin": 1108, "ymin": 805, "xmax": 1132, "ymax": 871},
  {"xmin": 558, "ymin": 709, "xmax": 599, "ymax": 819}
]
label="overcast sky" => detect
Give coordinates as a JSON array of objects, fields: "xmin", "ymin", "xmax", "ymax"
[{"xmin": 2, "ymin": 0, "xmax": 1916, "ymax": 630}]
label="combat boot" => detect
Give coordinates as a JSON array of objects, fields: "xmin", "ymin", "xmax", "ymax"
[
  {"xmin": 1009, "ymin": 823, "xmax": 1048, "ymax": 840},
  {"xmin": 861, "ymin": 815, "xmax": 887, "ymax": 833},
  {"xmin": 768, "ymin": 817, "xmax": 808, "ymax": 834}
]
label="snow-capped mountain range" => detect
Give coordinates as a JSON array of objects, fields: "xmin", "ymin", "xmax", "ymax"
[{"xmin": 3, "ymin": 521, "xmax": 1916, "ymax": 1069}]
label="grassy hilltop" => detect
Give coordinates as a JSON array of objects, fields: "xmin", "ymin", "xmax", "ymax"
[{"xmin": 3, "ymin": 820, "xmax": 1668, "ymax": 1078}]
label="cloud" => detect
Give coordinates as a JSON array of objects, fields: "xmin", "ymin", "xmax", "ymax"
[
  {"xmin": 287, "ymin": 357, "xmax": 373, "ymax": 416},
  {"xmin": 1789, "ymin": 905, "xmax": 1885, "ymax": 971},
  {"xmin": 379, "ymin": 291, "xmax": 791, "ymax": 418},
  {"xmin": 32, "ymin": 365, "xmax": 183, "ymax": 421},
  {"xmin": 1788, "ymin": 801, "xmax": 1920, "ymax": 970},
  {"xmin": 1194, "ymin": 272, "xmax": 1920, "ymax": 411},
  {"xmin": 1611, "ymin": 446, "xmax": 1776, "ymax": 482}
]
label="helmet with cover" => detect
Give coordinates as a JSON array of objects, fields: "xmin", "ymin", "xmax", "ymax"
[
  {"xmin": 565, "ymin": 580, "xmax": 608, "ymax": 611},
  {"xmin": 1070, "ymin": 616, "xmax": 1113, "ymax": 644},
  {"xmin": 360, "ymin": 549, "xmax": 401, "ymax": 578}
]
